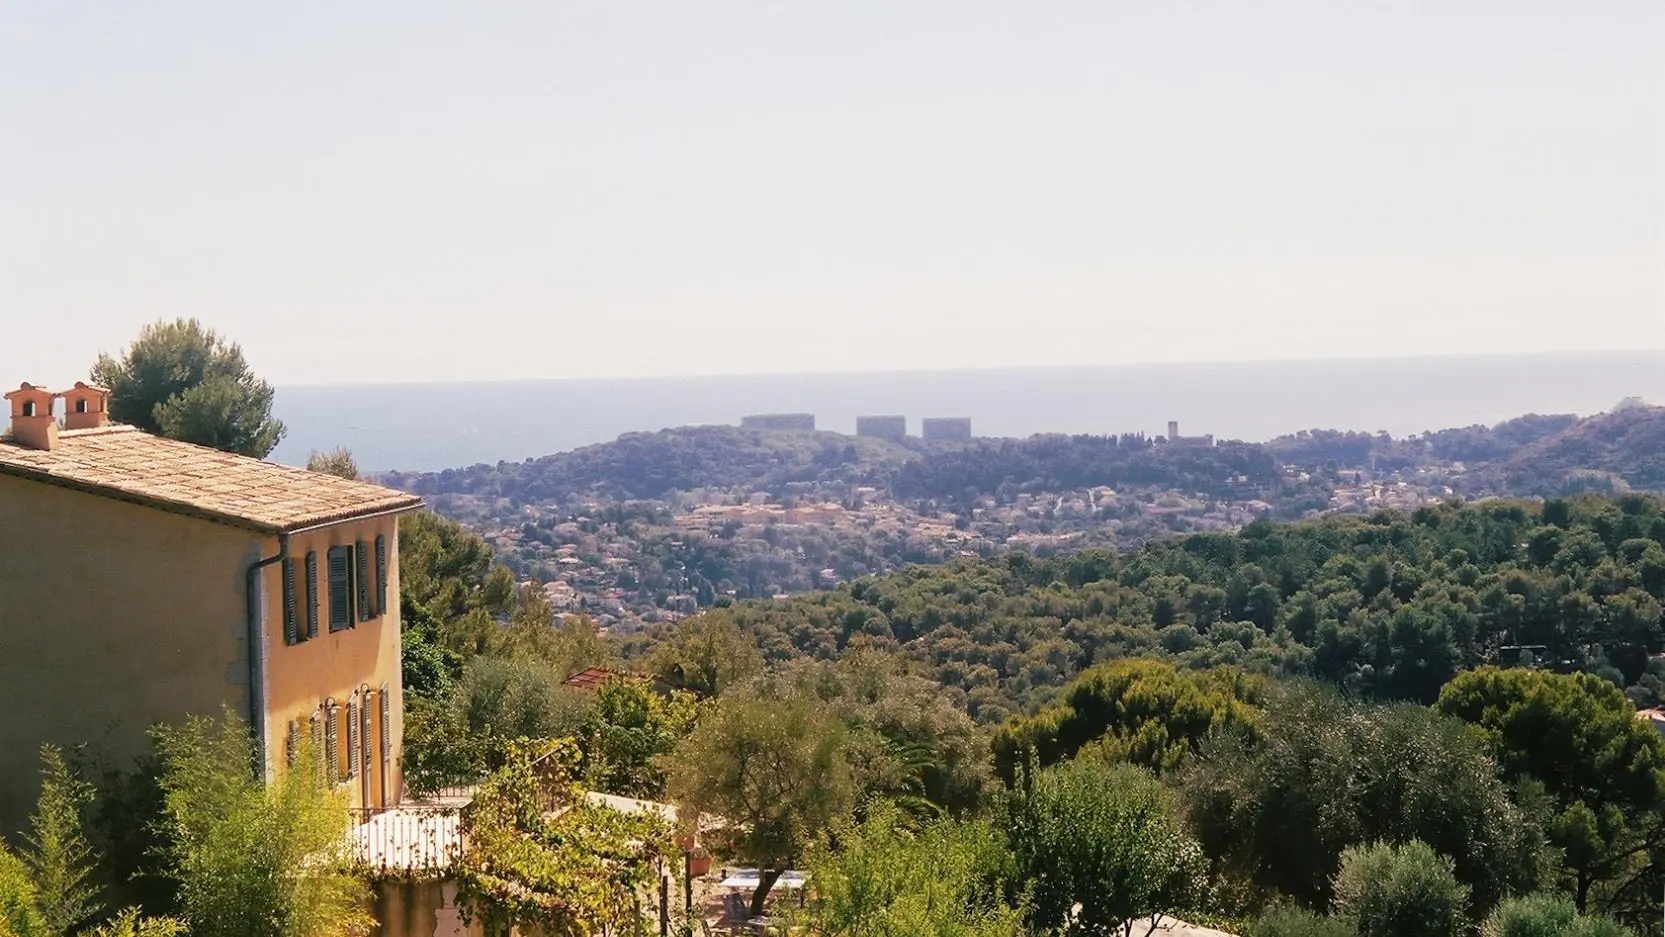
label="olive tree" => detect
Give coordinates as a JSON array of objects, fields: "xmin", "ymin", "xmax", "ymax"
[{"xmin": 1007, "ymin": 757, "xmax": 1207, "ymax": 937}]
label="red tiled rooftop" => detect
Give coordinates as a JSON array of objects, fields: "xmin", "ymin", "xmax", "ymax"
[{"xmin": 562, "ymin": 667, "xmax": 646, "ymax": 692}]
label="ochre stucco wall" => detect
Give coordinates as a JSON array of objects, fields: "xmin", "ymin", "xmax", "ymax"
[
  {"xmin": 262, "ymin": 515, "xmax": 406, "ymax": 809},
  {"xmin": 0, "ymin": 474, "xmax": 256, "ymax": 832},
  {"xmin": 369, "ymin": 879, "xmax": 480, "ymax": 937}
]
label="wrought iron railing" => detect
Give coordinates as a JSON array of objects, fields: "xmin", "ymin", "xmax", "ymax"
[{"xmin": 348, "ymin": 804, "xmax": 465, "ymax": 876}]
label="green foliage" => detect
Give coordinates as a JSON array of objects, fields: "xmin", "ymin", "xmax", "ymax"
[
  {"xmin": 304, "ymin": 449, "xmax": 359, "ymax": 480},
  {"xmin": 1437, "ymin": 668, "xmax": 1665, "ymax": 912},
  {"xmin": 495, "ymin": 591, "xmax": 612, "ymax": 677},
  {"xmin": 80, "ymin": 909, "xmax": 184, "ymax": 937},
  {"xmin": 665, "ymin": 686, "xmax": 857, "ymax": 917},
  {"xmin": 993, "ymin": 657, "xmax": 1262, "ymax": 778},
  {"xmin": 4, "ymin": 756, "xmax": 188, "ymax": 937},
  {"xmin": 398, "ymin": 511, "xmax": 505, "ymax": 625},
  {"xmin": 150, "ymin": 709, "xmax": 370, "ymax": 937},
  {"xmin": 1331, "ymin": 841, "xmax": 1468, "ymax": 937},
  {"xmin": 0, "ymin": 843, "xmax": 47, "ymax": 937},
  {"xmin": 587, "ymin": 679, "xmax": 696, "ymax": 800},
  {"xmin": 646, "ymin": 611, "xmax": 764, "ymax": 696},
  {"xmin": 619, "ymin": 494, "xmax": 1665, "ymax": 719},
  {"xmin": 1006, "ymin": 758, "xmax": 1206, "ymax": 937},
  {"xmin": 797, "ymin": 800, "xmax": 1024, "ymax": 937},
  {"xmin": 1249, "ymin": 907, "xmax": 1356, "ymax": 937},
  {"xmin": 91, "ymin": 318, "xmax": 285, "ymax": 458},
  {"xmin": 22, "ymin": 747, "xmax": 101, "ymax": 937},
  {"xmin": 780, "ymin": 650, "xmax": 993, "ymax": 816},
  {"xmin": 1481, "ymin": 893, "xmax": 1637, "ymax": 937},
  {"xmin": 402, "ymin": 657, "xmax": 594, "ymax": 795},
  {"xmin": 455, "ymin": 740, "xmax": 673, "ymax": 937},
  {"xmin": 1183, "ymin": 684, "xmax": 1541, "ymax": 914}
]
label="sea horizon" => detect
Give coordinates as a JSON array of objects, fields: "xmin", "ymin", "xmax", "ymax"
[{"xmin": 269, "ymin": 350, "xmax": 1665, "ymax": 473}]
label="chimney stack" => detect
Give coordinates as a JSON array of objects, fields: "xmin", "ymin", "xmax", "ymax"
[
  {"xmin": 5, "ymin": 383, "xmax": 60, "ymax": 451},
  {"xmin": 61, "ymin": 382, "xmax": 111, "ymax": 430}
]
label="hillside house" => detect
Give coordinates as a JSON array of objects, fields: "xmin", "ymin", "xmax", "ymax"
[{"xmin": 0, "ymin": 382, "xmax": 423, "ymax": 829}]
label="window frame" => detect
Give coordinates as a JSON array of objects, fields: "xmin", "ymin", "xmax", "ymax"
[
  {"xmin": 374, "ymin": 535, "xmax": 388, "ymax": 619},
  {"xmin": 282, "ymin": 557, "xmax": 299, "ymax": 645},
  {"xmin": 305, "ymin": 551, "xmax": 320, "ymax": 639},
  {"xmin": 355, "ymin": 540, "xmax": 373, "ymax": 621},
  {"xmin": 327, "ymin": 545, "xmax": 355, "ymax": 632}
]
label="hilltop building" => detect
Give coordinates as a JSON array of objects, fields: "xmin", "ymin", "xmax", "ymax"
[
  {"xmin": 0, "ymin": 381, "xmax": 423, "ymax": 830},
  {"xmin": 922, "ymin": 417, "xmax": 973, "ymax": 442},
  {"xmin": 855, "ymin": 415, "xmax": 907, "ymax": 441},
  {"xmin": 1166, "ymin": 420, "xmax": 1215, "ymax": 448},
  {"xmin": 740, "ymin": 413, "xmax": 815, "ymax": 432}
]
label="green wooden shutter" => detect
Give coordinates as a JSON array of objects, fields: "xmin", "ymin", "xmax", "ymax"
[
  {"xmin": 345, "ymin": 699, "xmax": 359, "ymax": 781},
  {"xmin": 305, "ymin": 551, "xmax": 319, "ymax": 640},
  {"xmin": 309, "ymin": 711, "xmax": 325, "ymax": 782},
  {"xmin": 281, "ymin": 558, "xmax": 299, "ymax": 645},
  {"xmin": 285, "ymin": 720, "xmax": 299, "ymax": 767},
  {"xmin": 356, "ymin": 540, "xmax": 372, "ymax": 621},
  {"xmin": 327, "ymin": 546, "xmax": 352, "ymax": 632},
  {"xmin": 361, "ymin": 691, "xmax": 375, "ymax": 774},
  {"xmin": 378, "ymin": 682, "xmax": 392, "ymax": 806},
  {"xmin": 375, "ymin": 535, "xmax": 388, "ymax": 618},
  {"xmin": 324, "ymin": 703, "xmax": 340, "ymax": 784}
]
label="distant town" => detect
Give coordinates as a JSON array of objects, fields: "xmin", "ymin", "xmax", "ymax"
[
  {"xmin": 740, "ymin": 412, "xmax": 1218, "ymax": 447},
  {"xmin": 394, "ymin": 411, "xmax": 1517, "ymax": 635}
]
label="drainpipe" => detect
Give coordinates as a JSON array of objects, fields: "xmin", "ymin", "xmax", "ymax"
[{"xmin": 245, "ymin": 533, "xmax": 289, "ymax": 779}]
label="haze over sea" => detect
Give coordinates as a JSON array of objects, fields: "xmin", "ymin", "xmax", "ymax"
[{"xmin": 269, "ymin": 351, "xmax": 1665, "ymax": 473}]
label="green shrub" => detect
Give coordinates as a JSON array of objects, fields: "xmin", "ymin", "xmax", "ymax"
[
  {"xmin": 0, "ymin": 844, "xmax": 47, "ymax": 937},
  {"xmin": 1251, "ymin": 906, "xmax": 1355, "ymax": 937},
  {"xmin": 1332, "ymin": 841, "xmax": 1469, "ymax": 937},
  {"xmin": 1481, "ymin": 894, "xmax": 1636, "ymax": 937}
]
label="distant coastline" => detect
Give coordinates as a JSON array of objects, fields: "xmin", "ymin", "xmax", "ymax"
[{"xmin": 269, "ymin": 350, "xmax": 1665, "ymax": 473}]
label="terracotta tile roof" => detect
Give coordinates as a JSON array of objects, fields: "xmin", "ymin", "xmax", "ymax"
[
  {"xmin": 0, "ymin": 425, "xmax": 422, "ymax": 532},
  {"xmin": 562, "ymin": 667, "xmax": 643, "ymax": 693}
]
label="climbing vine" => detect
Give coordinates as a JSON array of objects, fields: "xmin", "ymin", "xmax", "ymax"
[{"xmin": 455, "ymin": 739, "xmax": 676, "ymax": 937}]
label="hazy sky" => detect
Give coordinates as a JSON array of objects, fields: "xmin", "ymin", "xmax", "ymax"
[{"xmin": 3, "ymin": 2, "xmax": 1661, "ymax": 385}]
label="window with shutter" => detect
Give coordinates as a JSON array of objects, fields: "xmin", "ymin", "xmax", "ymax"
[
  {"xmin": 327, "ymin": 546, "xmax": 353, "ymax": 632},
  {"xmin": 375, "ymin": 535, "xmax": 388, "ymax": 618},
  {"xmin": 324, "ymin": 703, "xmax": 340, "ymax": 784},
  {"xmin": 379, "ymin": 682, "xmax": 392, "ymax": 806},
  {"xmin": 356, "ymin": 540, "xmax": 373, "ymax": 621},
  {"xmin": 305, "ymin": 551, "xmax": 319, "ymax": 639},
  {"xmin": 282, "ymin": 558, "xmax": 299, "ymax": 645},
  {"xmin": 309, "ymin": 712, "xmax": 324, "ymax": 783},
  {"xmin": 361, "ymin": 690, "xmax": 375, "ymax": 773},
  {"xmin": 345, "ymin": 699, "xmax": 359, "ymax": 781},
  {"xmin": 285, "ymin": 720, "xmax": 299, "ymax": 767}
]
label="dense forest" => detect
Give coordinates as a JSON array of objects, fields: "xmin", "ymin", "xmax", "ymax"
[
  {"xmin": 395, "ymin": 492, "xmax": 1665, "ymax": 935},
  {"xmin": 621, "ymin": 494, "xmax": 1665, "ymax": 722}
]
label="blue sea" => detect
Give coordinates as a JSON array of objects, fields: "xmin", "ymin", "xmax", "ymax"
[{"xmin": 268, "ymin": 351, "xmax": 1665, "ymax": 473}]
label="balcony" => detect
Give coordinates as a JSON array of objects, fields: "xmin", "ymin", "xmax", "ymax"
[
  {"xmin": 349, "ymin": 787, "xmax": 473, "ymax": 876},
  {"xmin": 348, "ymin": 785, "xmax": 681, "ymax": 877}
]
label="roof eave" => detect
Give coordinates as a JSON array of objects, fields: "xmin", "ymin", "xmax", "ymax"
[
  {"xmin": 275, "ymin": 498, "xmax": 427, "ymax": 536},
  {"xmin": 0, "ymin": 461, "xmax": 424, "ymax": 534}
]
